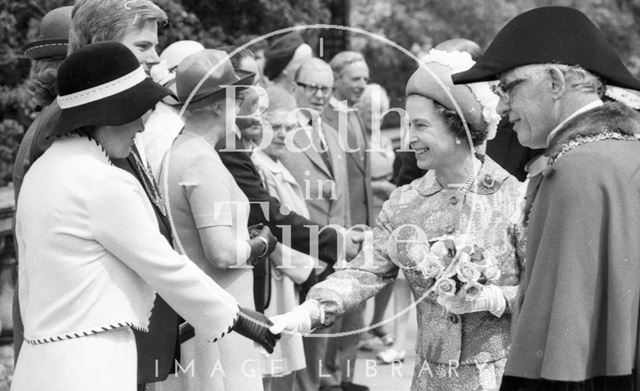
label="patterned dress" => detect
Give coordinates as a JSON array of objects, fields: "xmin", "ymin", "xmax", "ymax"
[{"xmin": 307, "ymin": 157, "xmax": 526, "ymax": 391}]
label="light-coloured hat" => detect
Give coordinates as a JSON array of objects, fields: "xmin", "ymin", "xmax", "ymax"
[
  {"xmin": 160, "ymin": 40, "xmax": 206, "ymax": 71},
  {"xmin": 406, "ymin": 49, "xmax": 500, "ymax": 139}
]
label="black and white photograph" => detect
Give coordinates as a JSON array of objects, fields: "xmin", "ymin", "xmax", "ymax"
[{"xmin": 1, "ymin": 0, "xmax": 640, "ymax": 390}]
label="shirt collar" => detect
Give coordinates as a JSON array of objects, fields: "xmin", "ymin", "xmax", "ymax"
[
  {"xmin": 329, "ymin": 96, "xmax": 351, "ymax": 111},
  {"xmin": 251, "ymin": 148, "xmax": 281, "ymax": 174},
  {"xmin": 546, "ymin": 99, "xmax": 603, "ymax": 146}
]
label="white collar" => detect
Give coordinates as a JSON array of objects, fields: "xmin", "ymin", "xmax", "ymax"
[
  {"xmin": 546, "ymin": 99, "xmax": 603, "ymax": 146},
  {"xmin": 252, "ymin": 148, "xmax": 281, "ymax": 174},
  {"xmin": 329, "ymin": 96, "xmax": 351, "ymax": 111},
  {"xmin": 251, "ymin": 148, "xmax": 298, "ymax": 185}
]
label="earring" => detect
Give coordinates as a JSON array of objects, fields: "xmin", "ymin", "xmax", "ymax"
[{"xmin": 455, "ymin": 138, "xmax": 462, "ymax": 145}]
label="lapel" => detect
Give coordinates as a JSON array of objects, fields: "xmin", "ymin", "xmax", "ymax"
[
  {"xmin": 293, "ymin": 124, "xmax": 333, "ymax": 178},
  {"xmin": 124, "ymin": 152, "xmax": 173, "ymax": 241},
  {"xmin": 346, "ymin": 113, "xmax": 367, "ymax": 174},
  {"xmin": 325, "ymin": 102, "xmax": 367, "ymax": 174}
]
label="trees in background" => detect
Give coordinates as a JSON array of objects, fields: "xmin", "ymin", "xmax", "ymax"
[
  {"xmin": 352, "ymin": 0, "xmax": 640, "ymax": 118},
  {"xmin": 2, "ymin": 0, "xmax": 640, "ymax": 185}
]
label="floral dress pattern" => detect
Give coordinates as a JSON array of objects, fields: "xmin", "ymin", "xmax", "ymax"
[{"xmin": 307, "ymin": 157, "xmax": 526, "ymax": 391}]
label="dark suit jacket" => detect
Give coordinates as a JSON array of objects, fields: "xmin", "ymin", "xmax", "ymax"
[
  {"xmin": 216, "ymin": 135, "xmax": 339, "ymax": 265},
  {"xmin": 322, "ymin": 102, "xmax": 373, "ymax": 226},
  {"xmin": 112, "ymin": 151, "xmax": 180, "ymax": 385}
]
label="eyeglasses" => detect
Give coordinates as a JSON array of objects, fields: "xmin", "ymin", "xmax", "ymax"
[
  {"xmin": 296, "ymin": 81, "xmax": 333, "ymax": 96},
  {"xmin": 491, "ymin": 77, "xmax": 528, "ymax": 103}
]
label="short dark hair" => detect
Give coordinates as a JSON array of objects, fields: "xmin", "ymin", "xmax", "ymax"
[{"xmin": 433, "ymin": 101, "xmax": 487, "ymax": 146}]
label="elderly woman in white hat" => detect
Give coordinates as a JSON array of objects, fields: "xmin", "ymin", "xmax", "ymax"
[
  {"xmin": 159, "ymin": 49, "xmax": 279, "ymax": 391},
  {"xmin": 12, "ymin": 42, "xmax": 278, "ymax": 391},
  {"xmin": 270, "ymin": 50, "xmax": 526, "ymax": 390}
]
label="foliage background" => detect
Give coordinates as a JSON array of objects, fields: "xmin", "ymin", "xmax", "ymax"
[{"xmin": 2, "ymin": 0, "xmax": 640, "ymax": 186}]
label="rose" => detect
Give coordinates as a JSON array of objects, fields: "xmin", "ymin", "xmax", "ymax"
[
  {"xmin": 420, "ymin": 255, "xmax": 443, "ymax": 279},
  {"xmin": 456, "ymin": 260, "xmax": 481, "ymax": 283},
  {"xmin": 436, "ymin": 278, "xmax": 456, "ymax": 296},
  {"xmin": 462, "ymin": 282, "xmax": 483, "ymax": 302},
  {"xmin": 430, "ymin": 241, "xmax": 449, "ymax": 258}
]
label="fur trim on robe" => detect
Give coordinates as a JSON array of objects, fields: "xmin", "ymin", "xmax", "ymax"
[{"xmin": 505, "ymin": 102, "xmax": 640, "ymax": 382}]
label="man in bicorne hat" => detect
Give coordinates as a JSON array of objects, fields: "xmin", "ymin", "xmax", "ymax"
[{"xmin": 453, "ymin": 6, "xmax": 640, "ymax": 390}]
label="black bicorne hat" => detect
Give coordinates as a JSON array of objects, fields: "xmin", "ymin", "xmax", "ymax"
[
  {"xmin": 452, "ymin": 6, "xmax": 640, "ymax": 90},
  {"xmin": 47, "ymin": 41, "xmax": 172, "ymax": 138}
]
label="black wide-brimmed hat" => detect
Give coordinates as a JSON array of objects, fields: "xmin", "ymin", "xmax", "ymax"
[
  {"xmin": 22, "ymin": 6, "xmax": 73, "ymax": 60},
  {"xmin": 175, "ymin": 49, "xmax": 255, "ymax": 110},
  {"xmin": 47, "ymin": 41, "xmax": 171, "ymax": 138},
  {"xmin": 452, "ymin": 6, "xmax": 640, "ymax": 90}
]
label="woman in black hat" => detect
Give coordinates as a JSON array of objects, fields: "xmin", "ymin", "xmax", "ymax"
[{"xmin": 12, "ymin": 41, "xmax": 277, "ymax": 391}]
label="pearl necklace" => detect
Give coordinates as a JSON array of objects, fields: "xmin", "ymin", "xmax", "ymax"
[{"xmin": 440, "ymin": 161, "xmax": 482, "ymax": 195}]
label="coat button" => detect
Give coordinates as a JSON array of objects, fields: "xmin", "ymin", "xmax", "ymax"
[
  {"xmin": 449, "ymin": 196, "xmax": 458, "ymax": 205},
  {"xmin": 449, "ymin": 314, "xmax": 459, "ymax": 324},
  {"xmin": 445, "ymin": 224, "xmax": 455, "ymax": 234}
]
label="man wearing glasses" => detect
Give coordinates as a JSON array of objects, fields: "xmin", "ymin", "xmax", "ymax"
[
  {"xmin": 281, "ymin": 57, "xmax": 352, "ymax": 391},
  {"xmin": 453, "ymin": 6, "xmax": 640, "ymax": 391}
]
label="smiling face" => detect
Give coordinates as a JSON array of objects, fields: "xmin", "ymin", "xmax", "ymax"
[
  {"xmin": 406, "ymin": 95, "xmax": 466, "ymax": 171},
  {"xmin": 119, "ymin": 20, "xmax": 160, "ymax": 74},
  {"xmin": 334, "ymin": 60, "xmax": 370, "ymax": 106},
  {"xmin": 92, "ymin": 119, "xmax": 144, "ymax": 159},
  {"xmin": 496, "ymin": 67, "xmax": 557, "ymax": 149}
]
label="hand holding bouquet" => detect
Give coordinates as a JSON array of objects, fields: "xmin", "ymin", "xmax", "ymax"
[{"xmin": 417, "ymin": 236, "xmax": 506, "ymax": 316}]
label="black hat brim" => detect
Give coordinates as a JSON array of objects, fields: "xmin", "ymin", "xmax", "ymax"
[
  {"xmin": 22, "ymin": 38, "xmax": 68, "ymax": 60},
  {"xmin": 47, "ymin": 78, "xmax": 171, "ymax": 138},
  {"xmin": 452, "ymin": 7, "xmax": 640, "ymax": 90}
]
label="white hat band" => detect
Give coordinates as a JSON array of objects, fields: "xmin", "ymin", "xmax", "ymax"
[{"xmin": 57, "ymin": 66, "xmax": 147, "ymax": 109}]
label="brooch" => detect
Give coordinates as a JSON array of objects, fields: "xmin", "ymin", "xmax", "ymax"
[{"xmin": 481, "ymin": 174, "xmax": 495, "ymax": 191}]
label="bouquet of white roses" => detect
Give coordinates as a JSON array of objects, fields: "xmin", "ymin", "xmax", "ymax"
[{"xmin": 417, "ymin": 235, "xmax": 501, "ymax": 302}]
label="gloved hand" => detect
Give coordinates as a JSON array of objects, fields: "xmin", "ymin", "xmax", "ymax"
[
  {"xmin": 247, "ymin": 225, "xmax": 277, "ymax": 265},
  {"xmin": 436, "ymin": 285, "xmax": 506, "ymax": 317},
  {"xmin": 232, "ymin": 306, "xmax": 280, "ymax": 354},
  {"xmin": 269, "ymin": 303, "xmax": 314, "ymax": 337},
  {"xmin": 249, "ymin": 225, "xmax": 277, "ymax": 258}
]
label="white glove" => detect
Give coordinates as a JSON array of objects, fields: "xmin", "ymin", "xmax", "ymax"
[
  {"xmin": 437, "ymin": 285, "xmax": 506, "ymax": 317},
  {"xmin": 269, "ymin": 302, "xmax": 314, "ymax": 337}
]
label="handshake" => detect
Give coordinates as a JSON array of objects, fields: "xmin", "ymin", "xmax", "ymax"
[
  {"xmin": 225, "ymin": 304, "xmax": 313, "ymax": 354},
  {"xmin": 180, "ymin": 303, "xmax": 316, "ymax": 354}
]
